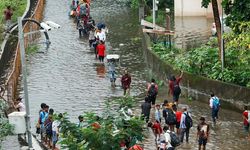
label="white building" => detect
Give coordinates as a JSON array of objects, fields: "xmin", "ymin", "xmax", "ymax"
[{"xmin": 175, "ymin": 0, "xmax": 222, "ymax": 18}]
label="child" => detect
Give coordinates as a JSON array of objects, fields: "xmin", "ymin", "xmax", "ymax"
[
  {"xmin": 52, "ymin": 113, "xmax": 62, "ymax": 150},
  {"xmin": 148, "ymin": 120, "xmax": 163, "ymax": 142},
  {"xmin": 155, "ymin": 104, "xmax": 161, "ymax": 123},
  {"xmin": 78, "ymin": 115, "xmax": 85, "ymax": 128}
]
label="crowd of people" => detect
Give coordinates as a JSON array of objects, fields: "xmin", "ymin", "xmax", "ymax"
[
  {"xmin": 35, "ymin": 103, "xmax": 62, "ymax": 150},
  {"xmin": 140, "ymin": 75, "xmax": 214, "ymax": 150}
]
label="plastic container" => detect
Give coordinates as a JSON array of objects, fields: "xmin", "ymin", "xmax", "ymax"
[{"xmin": 8, "ymin": 112, "xmax": 26, "ymax": 134}]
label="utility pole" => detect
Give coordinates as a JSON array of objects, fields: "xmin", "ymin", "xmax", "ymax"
[
  {"xmin": 18, "ymin": 17, "xmax": 33, "ymax": 149},
  {"xmin": 221, "ymin": 5, "xmax": 225, "ymax": 70},
  {"xmin": 153, "ymin": 0, "xmax": 156, "ymax": 29}
]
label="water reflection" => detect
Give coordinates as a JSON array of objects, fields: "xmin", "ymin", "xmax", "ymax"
[{"xmin": 96, "ymin": 64, "xmax": 106, "ymax": 78}]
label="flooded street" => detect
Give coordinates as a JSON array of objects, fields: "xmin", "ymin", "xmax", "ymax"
[
  {"xmin": 17, "ymin": 0, "xmax": 250, "ymax": 149},
  {"xmin": 26, "ymin": 0, "xmax": 148, "ymax": 128}
]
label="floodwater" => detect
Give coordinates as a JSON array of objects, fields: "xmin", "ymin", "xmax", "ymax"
[{"xmin": 14, "ymin": 0, "xmax": 250, "ymax": 150}]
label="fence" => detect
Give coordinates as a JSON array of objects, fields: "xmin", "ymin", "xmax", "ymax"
[{"xmin": 2, "ymin": 0, "xmax": 45, "ymax": 113}]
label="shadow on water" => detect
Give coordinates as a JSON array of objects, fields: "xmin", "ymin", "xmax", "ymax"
[{"xmin": 15, "ymin": 0, "xmax": 250, "ymax": 150}]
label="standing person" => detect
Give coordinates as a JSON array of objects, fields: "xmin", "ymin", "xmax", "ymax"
[
  {"xmin": 52, "ymin": 113, "xmax": 62, "ymax": 150},
  {"xmin": 163, "ymin": 126, "xmax": 175, "ymax": 150},
  {"xmin": 121, "ymin": 69, "xmax": 131, "ymax": 96},
  {"xmin": 96, "ymin": 40, "xmax": 106, "ymax": 62},
  {"xmin": 3, "ymin": 6, "xmax": 13, "ymax": 29},
  {"xmin": 148, "ymin": 120, "xmax": 163, "ymax": 142},
  {"xmin": 89, "ymin": 27, "xmax": 96, "ymax": 48},
  {"xmin": 209, "ymin": 93, "xmax": 221, "ymax": 126},
  {"xmin": 172, "ymin": 104, "xmax": 182, "ymax": 135},
  {"xmin": 108, "ymin": 58, "xmax": 117, "ymax": 87},
  {"xmin": 155, "ymin": 104, "xmax": 161, "ymax": 123},
  {"xmin": 163, "ymin": 102, "xmax": 176, "ymax": 131},
  {"xmin": 44, "ymin": 113, "xmax": 53, "ymax": 148},
  {"xmin": 13, "ymin": 97, "xmax": 25, "ymax": 112},
  {"xmin": 96, "ymin": 27, "xmax": 106, "ymax": 42},
  {"xmin": 197, "ymin": 117, "xmax": 210, "ymax": 150},
  {"xmin": 243, "ymin": 106, "xmax": 250, "ymax": 139},
  {"xmin": 36, "ymin": 103, "xmax": 47, "ymax": 134},
  {"xmin": 78, "ymin": 115, "xmax": 85, "ymax": 128},
  {"xmin": 147, "ymin": 79, "xmax": 158, "ymax": 106},
  {"xmin": 168, "ymin": 71, "xmax": 183, "ymax": 104},
  {"xmin": 179, "ymin": 107, "xmax": 192, "ymax": 143},
  {"xmin": 141, "ymin": 97, "xmax": 151, "ymax": 123},
  {"xmin": 40, "ymin": 105, "xmax": 49, "ymax": 143}
]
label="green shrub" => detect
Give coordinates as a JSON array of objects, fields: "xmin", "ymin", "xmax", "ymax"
[
  {"xmin": 151, "ymin": 22, "xmax": 250, "ymax": 87},
  {"xmin": 0, "ymin": 0, "xmax": 27, "ymax": 43},
  {"xmin": 0, "ymin": 100, "xmax": 13, "ymax": 148},
  {"xmin": 57, "ymin": 97, "xmax": 145, "ymax": 150}
]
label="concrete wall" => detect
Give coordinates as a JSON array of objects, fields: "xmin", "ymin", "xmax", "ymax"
[
  {"xmin": 174, "ymin": 0, "xmax": 222, "ymax": 18},
  {"xmin": 142, "ymin": 32, "xmax": 250, "ymax": 111},
  {"xmin": 1, "ymin": 0, "xmax": 46, "ymax": 112}
]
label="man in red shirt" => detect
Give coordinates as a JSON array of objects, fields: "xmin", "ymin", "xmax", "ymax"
[
  {"xmin": 96, "ymin": 41, "xmax": 105, "ymax": 62},
  {"xmin": 243, "ymin": 106, "xmax": 249, "ymax": 139},
  {"xmin": 4, "ymin": 6, "xmax": 13, "ymax": 29},
  {"xmin": 168, "ymin": 71, "xmax": 183, "ymax": 103}
]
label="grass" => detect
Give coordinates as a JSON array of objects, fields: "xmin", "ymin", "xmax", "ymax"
[
  {"xmin": 145, "ymin": 10, "xmax": 167, "ymax": 27},
  {"xmin": 0, "ymin": 0, "xmax": 27, "ymax": 43},
  {"xmin": 26, "ymin": 45, "xmax": 39, "ymax": 55}
]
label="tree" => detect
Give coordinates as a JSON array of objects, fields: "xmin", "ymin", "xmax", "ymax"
[
  {"xmin": 202, "ymin": 0, "xmax": 222, "ymax": 60},
  {"xmin": 222, "ymin": 0, "xmax": 250, "ymax": 33}
]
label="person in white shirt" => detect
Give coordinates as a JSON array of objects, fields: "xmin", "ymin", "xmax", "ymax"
[
  {"xmin": 155, "ymin": 104, "xmax": 161, "ymax": 123},
  {"xmin": 52, "ymin": 113, "xmax": 62, "ymax": 150},
  {"xmin": 96, "ymin": 29, "xmax": 106, "ymax": 42},
  {"xmin": 14, "ymin": 98, "xmax": 25, "ymax": 112},
  {"xmin": 163, "ymin": 126, "xmax": 174, "ymax": 150},
  {"xmin": 209, "ymin": 93, "xmax": 220, "ymax": 125},
  {"xmin": 179, "ymin": 106, "xmax": 192, "ymax": 143}
]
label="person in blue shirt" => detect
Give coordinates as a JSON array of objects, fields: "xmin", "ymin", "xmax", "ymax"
[{"xmin": 39, "ymin": 105, "xmax": 49, "ymax": 142}]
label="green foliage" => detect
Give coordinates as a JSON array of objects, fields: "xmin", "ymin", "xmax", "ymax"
[
  {"xmin": 26, "ymin": 45, "xmax": 39, "ymax": 55},
  {"xmin": 58, "ymin": 97, "xmax": 145, "ymax": 150},
  {"xmin": 0, "ymin": 0, "xmax": 27, "ymax": 43},
  {"xmin": 201, "ymin": 0, "xmax": 211, "ymax": 8},
  {"xmin": 129, "ymin": 0, "xmax": 173, "ymax": 10},
  {"xmin": 0, "ymin": 100, "xmax": 13, "ymax": 148},
  {"xmin": 145, "ymin": 10, "xmax": 167, "ymax": 27},
  {"xmin": 222, "ymin": 0, "xmax": 250, "ymax": 33},
  {"xmin": 0, "ymin": 0, "xmax": 27, "ymax": 24},
  {"xmin": 130, "ymin": 0, "xmax": 141, "ymax": 9},
  {"xmin": 151, "ymin": 22, "xmax": 250, "ymax": 87}
]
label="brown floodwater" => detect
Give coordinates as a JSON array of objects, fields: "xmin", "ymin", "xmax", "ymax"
[{"xmin": 13, "ymin": 0, "xmax": 250, "ymax": 149}]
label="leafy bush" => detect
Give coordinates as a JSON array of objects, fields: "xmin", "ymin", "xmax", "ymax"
[
  {"xmin": 151, "ymin": 22, "xmax": 250, "ymax": 87},
  {"xmin": 0, "ymin": 0, "xmax": 27, "ymax": 43},
  {"xmin": 58, "ymin": 97, "xmax": 145, "ymax": 150},
  {"xmin": 0, "ymin": 100, "xmax": 13, "ymax": 148}
]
